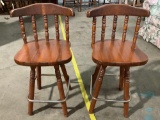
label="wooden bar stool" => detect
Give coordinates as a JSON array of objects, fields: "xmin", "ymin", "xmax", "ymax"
[
  {"xmin": 86, "ymin": 4, "xmax": 150, "ymax": 117},
  {"xmin": 10, "ymin": 3, "xmax": 75, "ymax": 117}
]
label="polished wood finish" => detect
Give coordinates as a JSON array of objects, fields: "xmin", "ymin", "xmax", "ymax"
[
  {"xmin": 28, "ymin": 66, "xmax": 36, "ymax": 115},
  {"xmin": 124, "ymin": 67, "xmax": 130, "ymax": 117},
  {"xmin": 132, "ymin": 16, "xmax": 141, "ymax": 48},
  {"xmin": 89, "ymin": 66, "xmax": 106, "ymax": 113},
  {"xmin": 55, "ymin": 15, "xmax": 59, "ymax": 40},
  {"xmin": 86, "ymin": 4, "xmax": 149, "ymax": 17},
  {"xmin": 92, "ymin": 64, "xmax": 100, "ymax": 88},
  {"xmin": 10, "ymin": 3, "xmax": 75, "ymax": 16},
  {"xmin": 122, "ymin": 15, "xmax": 129, "ymax": 42},
  {"xmin": 92, "ymin": 40, "xmax": 148, "ymax": 66},
  {"xmin": 36, "ymin": 66, "xmax": 41, "ymax": 90},
  {"xmin": 32, "ymin": 15, "xmax": 38, "ymax": 41},
  {"xmin": 44, "ymin": 15, "xmax": 49, "ymax": 41},
  {"xmin": 19, "ymin": 16, "xmax": 27, "ymax": 44},
  {"xmin": 111, "ymin": 15, "xmax": 117, "ymax": 41},
  {"xmin": 14, "ymin": 40, "xmax": 72, "ymax": 66},
  {"xmin": 54, "ymin": 65, "xmax": 68, "ymax": 116},
  {"xmin": 119, "ymin": 66, "xmax": 124, "ymax": 90},
  {"xmin": 60, "ymin": 64, "xmax": 72, "ymax": 90},
  {"xmin": 92, "ymin": 17, "xmax": 96, "ymax": 45},
  {"xmin": 10, "ymin": 3, "xmax": 75, "ymax": 117},
  {"xmin": 101, "ymin": 16, "xmax": 106, "ymax": 41},
  {"xmin": 87, "ymin": 4, "xmax": 150, "ymax": 117},
  {"xmin": 65, "ymin": 16, "xmax": 69, "ymax": 42}
]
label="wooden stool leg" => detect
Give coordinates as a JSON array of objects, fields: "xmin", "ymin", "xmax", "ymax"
[
  {"xmin": 28, "ymin": 66, "xmax": 36, "ymax": 115},
  {"xmin": 119, "ymin": 66, "xmax": 124, "ymax": 90},
  {"xmin": 124, "ymin": 67, "xmax": 130, "ymax": 118},
  {"xmin": 89, "ymin": 65, "xmax": 106, "ymax": 113},
  {"xmin": 92, "ymin": 64, "xmax": 100, "ymax": 88},
  {"xmin": 54, "ymin": 65, "xmax": 68, "ymax": 117},
  {"xmin": 60, "ymin": 64, "xmax": 72, "ymax": 90},
  {"xmin": 36, "ymin": 66, "xmax": 41, "ymax": 90}
]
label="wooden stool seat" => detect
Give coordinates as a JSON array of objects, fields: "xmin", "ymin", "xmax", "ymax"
[
  {"xmin": 14, "ymin": 40, "xmax": 72, "ymax": 66},
  {"xmin": 92, "ymin": 40, "xmax": 148, "ymax": 66}
]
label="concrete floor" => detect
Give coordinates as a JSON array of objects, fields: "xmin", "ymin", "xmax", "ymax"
[{"xmin": 0, "ymin": 5, "xmax": 160, "ymax": 120}]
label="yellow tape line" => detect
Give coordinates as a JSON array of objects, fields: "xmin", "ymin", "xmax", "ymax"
[{"xmin": 59, "ymin": 16, "xmax": 96, "ymax": 120}]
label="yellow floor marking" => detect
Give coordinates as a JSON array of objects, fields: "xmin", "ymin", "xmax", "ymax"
[{"xmin": 59, "ymin": 16, "xmax": 96, "ymax": 120}]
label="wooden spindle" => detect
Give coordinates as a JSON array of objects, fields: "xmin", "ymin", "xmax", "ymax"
[
  {"xmin": 92, "ymin": 17, "xmax": 96, "ymax": 46},
  {"xmin": 122, "ymin": 15, "xmax": 129, "ymax": 42},
  {"xmin": 54, "ymin": 15, "xmax": 59, "ymax": 40},
  {"xmin": 111, "ymin": 15, "xmax": 118, "ymax": 40},
  {"xmin": 132, "ymin": 16, "xmax": 141, "ymax": 49},
  {"xmin": 32, "ymin": 15, "xmax": 38, "ymax": 41},
  {"xmin": 19, "ymin": 16, "xmax": 27, "ymax": 44},
  {"xmin": 65, "ymin": 16, "xmax": 69, "ymax": 42},
  {"xmin": 101, "ymin": 16, "xmax": 106, "ymax": 41},
  {"xmin": 43, "ymin": 15, "xmax": 49, "ymax": 41}
]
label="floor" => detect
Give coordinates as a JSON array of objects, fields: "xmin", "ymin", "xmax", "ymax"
[{"xmin": 0, "ymin": 4, "xmax": 160, "ymax": 120}]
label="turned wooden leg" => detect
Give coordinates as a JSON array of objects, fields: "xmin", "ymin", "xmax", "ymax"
[
  {"xmin": 36, "ymin": 66, "xmax": 41, "ymax": 90},
  {"xmin": 124, "ymin": 67, "xmax": 130, "ymax": 118},
  {"xmin": 92, "ymin": 64, "xmax": 100, "ymax": 88},
  {"xmin": 28, "ymin": 66, "xmax": 36, "ymax": 115},
  {"xmin": 54, "ymin": 65, "xmax": 68, "ymax": 117},
  {"xmin": 89, "ymin": 65, "xmax": 106, "ymax": 113},
  {"xmin": 60, "ymin": 64, "xmax": 72, "ymax": 90},
  {"xmin": 119, "ymin": 66, "xmax": 124, "ymax": 90}
]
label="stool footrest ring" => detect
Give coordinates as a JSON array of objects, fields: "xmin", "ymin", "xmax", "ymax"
[
  {"xmin": 28, "ymin": 78, "xmax": 71, "ymax": 103},
  {"xmin": 90, "ymin": 75, "xmax": 131, "ymax": 103}
]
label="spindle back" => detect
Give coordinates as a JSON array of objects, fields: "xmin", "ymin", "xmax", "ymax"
[
  {"xmin": 10, "ymin": 3, "xmax": 75, "ymax": 43},
  {"xmin": 86, "ymin": 4, "xmax": 150, "ymax": 48}
]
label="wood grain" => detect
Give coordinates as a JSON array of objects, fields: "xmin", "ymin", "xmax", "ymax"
[
  {"xmin": 14, "ymin": 40, "xmax": 72, "ymax": 66},
  {"xmin": 92, "ymin": 40, "xmax": 148, "ymax": 66}
]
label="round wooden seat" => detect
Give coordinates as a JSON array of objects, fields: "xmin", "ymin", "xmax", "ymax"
[
  {"xmin": 92, "ymin": 40, "xmax": 148, "ymax": 66},
  {"xmin": 14, "ymin": 40, "xmax": 72, "ymax": 66}
]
